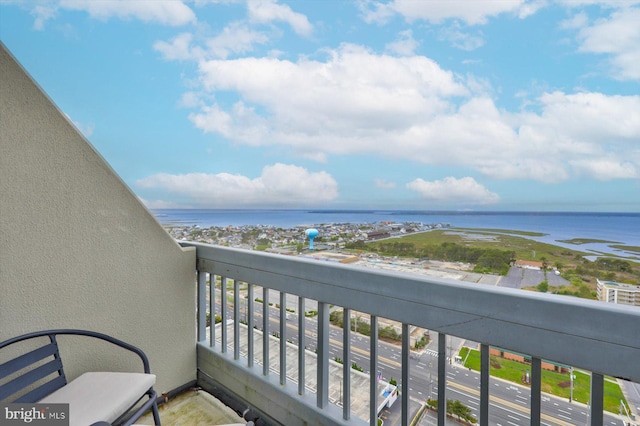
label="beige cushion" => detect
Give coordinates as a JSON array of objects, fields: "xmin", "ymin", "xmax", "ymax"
[{"xmin": 39, "ymin": 372, "xmax": 156, "ymax": 426}]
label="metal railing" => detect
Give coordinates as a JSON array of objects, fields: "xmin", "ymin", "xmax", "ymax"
[{"xmin": 183, "ymin": 242, "xmax": 640, "ymax": 426}]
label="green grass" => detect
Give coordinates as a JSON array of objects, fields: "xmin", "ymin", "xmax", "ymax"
[
  {"xmin": 610, "ymin": 245, "xmax": 640, "ymax": 254},
  {"xmin": 454, "ymin": 228, "xmax": 547, "ymax": 237},
  {"xmin": 369, "ymin": 229, "xmax": 587, "ymax": 266},
  {"xmin": 459, "ymin": 347, "xmax": 626, "ymax": 413},
  {"xmin": 558, "ymin": 238, "xmax": 619, "ymax": 245}
]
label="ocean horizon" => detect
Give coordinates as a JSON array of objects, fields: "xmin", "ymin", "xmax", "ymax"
[{"xmin": 152, "ymin": 209, "xmax": 639, "ymax": 259}]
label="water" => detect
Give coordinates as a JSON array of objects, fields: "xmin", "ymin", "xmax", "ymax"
[{"xmin": 152, "ymin": 209, "xmax": 639, "ymax": 258}]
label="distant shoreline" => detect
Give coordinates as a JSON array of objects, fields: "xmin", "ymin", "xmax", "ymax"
[
  {"xmin": 163, "ymin": 221, "xmax": 640, "ymax": 261},
  {"xmin": 154, "ymin": 209, "xmax": 640, "ymax": 260}
]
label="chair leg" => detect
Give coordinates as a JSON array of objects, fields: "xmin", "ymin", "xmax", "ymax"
[{"xmin": 152, "ymin": 400, "xmax": 161, "ymax": 426}]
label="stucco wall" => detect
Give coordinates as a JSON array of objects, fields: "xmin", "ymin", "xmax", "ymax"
[{"xmin": 0, "ymin": 43, "xmax": 196, "ymax": 394}]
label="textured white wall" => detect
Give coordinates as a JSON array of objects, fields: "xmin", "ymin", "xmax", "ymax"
[{"xmin": 0, "ymin": 43, "xmax": 196, "ymax": 394}]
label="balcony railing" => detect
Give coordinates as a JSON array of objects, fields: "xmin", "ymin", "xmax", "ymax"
[{"xmin": 183, "ymin": 242, "xmax": 640, "ymax": 426}]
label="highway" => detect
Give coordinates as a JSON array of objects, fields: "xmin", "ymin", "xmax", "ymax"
[{"xmin": 216, "ymin": 290, "xmax": 625, "ymax": 426}]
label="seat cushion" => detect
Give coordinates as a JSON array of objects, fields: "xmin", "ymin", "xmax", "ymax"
[{"xmin": 39, "ymin": 372, "xmax": 156, "ymax": 426}]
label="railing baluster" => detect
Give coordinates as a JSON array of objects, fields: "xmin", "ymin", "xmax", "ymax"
[
  {"xmin": 343, "ymin": 308, "xmax": 351, "ymax": 420},
  {"xmin": 280, "ymin": 291, "xmax": 286, "ymax": 385},
  {"xmin": 480, "ymin": 343, "xmax": 489, "ymax": 426},
  {"xmin": 248, "ymin": 284, "xmax": 254, "ymax": 367},
  {"xmin": 263, "ymin": 287, "xmax": 269, "ymax": 376},
  {"xmin": 438, "ymin": 333, "xmax": 447, "ymax": 425},
  {"xmin": 234, "ymin": 280, "xmax": 240, "ymax": 360},
  {"xmin": 370, "ymin": 315, "xmax": 378, "ymax": 426},
  {"xmin": 317, "ymin": 302, "xmax": 329, "ymax": 408},
  {"xmin": 591, "ymin": 373, "xmax": 604, "ymax": 426},
  {"xmin": 298, "ymin": 296, "xmax": 305, "ymax": 395},
  {"xmin": 197, "ymin": 270, "xmax": 207, "ymax": 343},
  {"xmin": 209, "ymin": 273, "xmax": 215, "ymax": 348},
  {"xmin": 221, "ymin": 277, "xmax": 228, "ymax": 353},
  {"xmin": 530, "ymin": 357, "xmax": 541, "ymax": 426},
  {"xmin": 401, "ymin": 323, "xmax": 409, "ymax": 426}
]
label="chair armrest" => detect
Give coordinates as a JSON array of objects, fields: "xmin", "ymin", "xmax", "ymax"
[{"xmin": 0, "ymin": 329, "xmax": 151, "ymax": 374}]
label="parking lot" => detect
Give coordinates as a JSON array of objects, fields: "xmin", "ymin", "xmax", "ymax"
[{"xmin": 500, "ymin": 267, "xmax": 569, "ymax": 289}]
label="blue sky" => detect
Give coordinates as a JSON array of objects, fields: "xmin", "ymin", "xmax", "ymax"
[{"xmin": 1, "ymin": 0, "xmax": 639, "ymax": 211}]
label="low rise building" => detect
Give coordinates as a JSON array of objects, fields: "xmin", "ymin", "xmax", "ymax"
[{"xmin": 514, "ymin": 260, "xmax": 544, "ymax": 270}]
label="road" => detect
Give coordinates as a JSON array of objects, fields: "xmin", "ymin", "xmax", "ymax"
[{"xmin": 215, "ymin": 290, "xmax": 625, "ymax": 426}]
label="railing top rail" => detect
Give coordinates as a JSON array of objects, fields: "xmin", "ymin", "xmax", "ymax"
[{"xmin": 183, "ymin": 242, "xmax": 640, "ymax": 382}]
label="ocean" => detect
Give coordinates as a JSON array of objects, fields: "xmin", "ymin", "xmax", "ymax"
[{"xmin": 152, "ymin": 209, "xmax": 639, "ymax": 258}]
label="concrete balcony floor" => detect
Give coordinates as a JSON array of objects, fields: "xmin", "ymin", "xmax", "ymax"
[{"xmin": 137, "ymin": 389, "xmax": 245, "ymax": 426}]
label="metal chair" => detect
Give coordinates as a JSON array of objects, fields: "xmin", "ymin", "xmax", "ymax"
[{"xmin": 0, "ymin": 329, "xmax": 161, "ymax": 426}]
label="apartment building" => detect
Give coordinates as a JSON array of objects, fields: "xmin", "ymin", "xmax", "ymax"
[{"xmin": 597, "ymin": 279, "xmax": 640, "ymax": 307}]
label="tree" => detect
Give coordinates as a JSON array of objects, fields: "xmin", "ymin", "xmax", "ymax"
[
  {"xmin": 537, "ymin": 281, "xmax": 549, "ymax": 293},
  {"xmin": 447, "ymin": 399, "xmax": 477, "ymax": 423}
]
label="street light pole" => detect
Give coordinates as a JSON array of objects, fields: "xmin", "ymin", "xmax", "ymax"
[
  {"xmin": 569, "ymin": 367, "xmax": 574, "ymax": 403},
  {"xmin": 429, "ymin": 362, "xmax": 433, "ymax": 399}
]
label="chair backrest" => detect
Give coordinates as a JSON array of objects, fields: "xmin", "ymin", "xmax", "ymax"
[{"xmin": 0, "ymin": 332, "xmax": 68, "ymax": 403}]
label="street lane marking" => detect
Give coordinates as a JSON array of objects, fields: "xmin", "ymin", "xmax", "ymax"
[
  {"xmin": 271, "ymin": 315, "xmax": 404, "ymax": 368},
  {"xmin": 447, "ymin": 381, "xmax": 573, "ymax": 426}
]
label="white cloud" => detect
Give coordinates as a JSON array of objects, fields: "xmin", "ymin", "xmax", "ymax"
[
  {"xmin": 189, "ymin": 101, "xmax": 270, "ymax": 145},
  {"xmin": 73, "ymin": 120, "xmax": 94, "ymax": 138},
  {"xmin": 22, "ymin": 0, "xmax": 196, "ymax": 28},
  {"xmin": 179, "ymin": 43, "xmax": 639, "ymax": 183},
  {"xmin": 205, "ymin": 22, "xmax": 269, "ymax": 58},
  {"xmin": 154, "ymin": 23, "xmax": 268, "ymax": 61},
  {"xmin": 59, "ymin": 0, "xmax": 196, "ymax": 26},
  {"xmin": 406, "ymin": 177, "xmax": 500, "ymax": 205},
  {"xmin": 247, "ymin": 0, "xmax": 313, "ymax": 37},
  {"xmin": 136, "ymin": 163, "xmax": 338, "ymax": 207},
  {"xmin": 362, "ymin": 0, "xmax": 531, "ymax": 25},
  {"xmin": 518, "ymin": 0, "xmax": 547, "ymax": 18},
  {"xmin": 555, "ymin": 0, "xmax": 640, "ymax": 7},
  {"xmin": 193, "ymin": 0, "xmax": 242, "ymax": 5},
  {"xmin": 510, "ymin": 91, "xmax": 640, "ymax": 181},
  {"xmin": 559, "ymin": 12, "xmax": 589, "ymax": 30},
  {"xmin": 139, "ymin": 198, "xmax": 183, "ymax": 209},
  {"xmin": 575, "ymin": 7, "xmax": 640, "ymax": 80},
  {"xmin": 154, "ymin": 33, "xmax": 204, "ymax": 61},
  {"xmin": 65, "ymin": 113, "xmax": 94, "ymax": 137},
  {"xmin": 438, "ymin": 24, "xmax": 485, "ymax": 51},
  {"xmin": 193, "ymin": 44, "xmax": 467, "ymax": 146},
  {"xmin": 374, "ymin": 179, "xmax": 396, "ymax": 189},
  {"xmin": 569, "ymin": 158, "xmax": 638, "ymax": 180},
  {"xmin": 31, "ymin": 4, "xmax": 58, "ymax": 30},
  {"xmin": 178, "ymin": 91, "xmax": 203, "ymax": 108},
  {"xmin": 385, "ymin": 30, "xmax": 419, "ymax": 56},
  {"xmin": 358, "ymin": 0, "xmax": 394, "ymax": 24}
]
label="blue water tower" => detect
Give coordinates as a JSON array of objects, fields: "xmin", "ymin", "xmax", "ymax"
[{"xmin": 305, "ymin": 228, "xmax": 319, "ymax": 250}]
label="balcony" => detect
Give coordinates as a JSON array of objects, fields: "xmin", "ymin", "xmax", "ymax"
[
  {"xmin": 183, "ymin": 242, "xmax": 640, "ymax": 426},
  {"xmin": 2, "ymin": 41, "xmax": 639, "ymax": 426}
]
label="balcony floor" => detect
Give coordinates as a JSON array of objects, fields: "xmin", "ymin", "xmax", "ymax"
[{"xmin": 137, "ymin": 388, "xmax": 245, "ymax": 426}]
